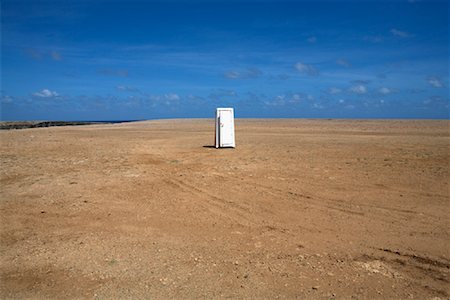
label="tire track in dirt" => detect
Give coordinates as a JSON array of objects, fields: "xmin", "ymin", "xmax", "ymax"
[
  {"xmin": 242, "ymin": 179, "xmax": 440, "ymax": 225},
  {"xmin": 377, "ymin": 247, "xmax": 450, "ymax": 270},
  {"xmin": 238, "ymin": 179, "xmax": 367, "ymax": 217},
  {"xmin": 162, "ymin": 178, "xmax": 257, "ymax": 226},
  {"xmin": 354, "ymin": 248, "xmax": 450, "ymax": 298}
]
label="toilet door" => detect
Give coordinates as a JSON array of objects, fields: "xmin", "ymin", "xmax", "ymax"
[{"xmin": 219, "ymin": 109, "xmax": 235, "ymax": 147}]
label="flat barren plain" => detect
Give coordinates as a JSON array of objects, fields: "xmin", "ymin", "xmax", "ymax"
[{"xmin": 1, "ymin": 119, "xmax": 449, "ymax": 299}]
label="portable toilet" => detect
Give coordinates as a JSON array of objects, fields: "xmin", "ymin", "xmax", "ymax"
[{"xmin": 215, "ymin": 108, "xmax": 235, "ymax": 148}]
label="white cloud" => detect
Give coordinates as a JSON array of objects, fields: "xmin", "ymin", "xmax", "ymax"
[
  {"xmin": 294, "ymin": 62, "xmax": 319, "ymax": 76},
  {"xmin": 148, "ymin": 93, "xmax": 181, "ymax": 105},
  {"xmin": 149, "ymin": 95, "xmax": 161, "ymax": 101},
  {"xmin": 338, "ymin": 99, "xmax": 345, "ymax": 104},
  {"xmin": 313, "ymin": 103, "xmax": 324, "ymax": 109},
  {"xmin": 379, "ymin": 87, "xmax": 392, "ymax": 95},
  {"xmin": 164, "ymin": 93, "xmax": 180, "ymax": 101},
  {"xmin": 224, "ymin": 71, "xmax": 240, "ymax": 79},
  {"xmin": 307, "ymin": 36, "xmax": 317, "ymax": 43},
  {"xmin": 32, "ymin": 89, "xmax": 59, "ymax": 98},
  {"xmin": 187, "ymin": 94, "xmax": 205, "ymax": 101},
  {"xmin": 123, "ymin": 96, "xmax": 140, "ymax": 107},
  {"xmin": 424, "ymin": 95, "xmax": 446, "ymax": 105},
  {"xmin": 224, "ymin": 68, "xmax": 262, "ymax": 79},
  {"xmin": 427, "ymin": 76, "xmax": 444, "ymax": 88},
  {"xmin": 116, "ymin": 85, "xmax": 140, "ymax": 92},
  {"xmin": 247, "ymin": 68, "xmax": 263, "ymax": 78},
  {"xmin": 265, "ymin": 93, "xmax": 305, "ymax": 106},
  {"xmin": 264, "ymin": 95, "xmax": 285, "ymax": 106},
  {"xmin": 327, "ymin": 87, "xmax": 342, "ymax": 94},
  {"xmin": 349, "ymin": 85, "xmax": 367, "ymax": 94},
  {"xmin": 209, "ymin": 89, "xmax": 237, "ymax": 102},
  {"xmin": 336, "ymin": 59, "xmax": 350, "ymax": 67},
  {"xmin": 1, "ymin": 95, "xmax": 13, "ymax": 103},
  {"xmin": 390, "ymin": 28, "xmax": 412, "ymax": 38}
]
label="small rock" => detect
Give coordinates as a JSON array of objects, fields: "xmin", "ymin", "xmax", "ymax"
[{"xmin": 312, "ymin": 286, "xmax": 319, "ymax": 290}]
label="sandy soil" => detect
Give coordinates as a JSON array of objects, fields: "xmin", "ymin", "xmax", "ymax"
[{"xmin": 1, "ymin": 119, "xmax": 449, "ymax": 299}]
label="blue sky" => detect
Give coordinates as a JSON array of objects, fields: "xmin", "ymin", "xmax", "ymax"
[{"xmin": 1, "ymin": 0, "xmax": 448, "ymax": 120}]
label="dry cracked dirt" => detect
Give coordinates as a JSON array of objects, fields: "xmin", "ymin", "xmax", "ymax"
[{"xmin": 1, "ymin": 119, "xmax": 449, "ymax": 299}]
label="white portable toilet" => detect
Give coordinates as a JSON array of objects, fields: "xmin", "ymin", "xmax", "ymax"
[{"xmin": 215, "ymin": 108, "xmax": 235, "ymax": 148}]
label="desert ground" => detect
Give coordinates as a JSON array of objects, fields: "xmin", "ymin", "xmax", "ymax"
[{"xmin": 0, "ymin": 119, "xmax": 449, "ymax": 299}]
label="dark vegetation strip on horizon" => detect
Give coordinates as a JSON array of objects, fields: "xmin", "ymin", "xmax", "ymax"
[{"xmin": 0, "ymin": 120, "xmax": 140, "ymax": 130}]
